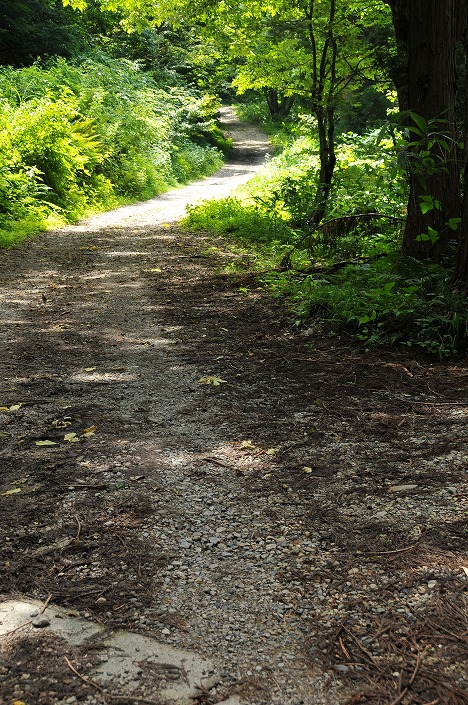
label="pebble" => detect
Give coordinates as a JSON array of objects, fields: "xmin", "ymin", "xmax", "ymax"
[{"xmin": 32, "ymin": 616, "xmax": 51, "ymax": 628}]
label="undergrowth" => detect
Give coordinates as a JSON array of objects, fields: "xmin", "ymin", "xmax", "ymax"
[
  {"xmin": 0, "ymin": 52, "xmax": 227, "ymax": 247},
  {"xmin": 182, "ymin": 117, "xmax": 468, "ymax": 358}
]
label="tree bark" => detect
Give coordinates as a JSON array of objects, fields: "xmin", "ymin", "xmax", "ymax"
[
  {"xmin": 400, "ymin": 0, "xmax": 460, "ymax": 260},
  {"xmin": 452, "ymin": 3, "xmax": 468, "ymax": 288},
  {"xmin": 265, "ymin": 89, "xmax": 294, "ymax": 120}
]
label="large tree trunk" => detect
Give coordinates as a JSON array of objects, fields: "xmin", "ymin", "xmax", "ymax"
[
  {"xmin": 452, "ymin": 4, "xmax": 468, "ymax": 288},
  {"xmin": 401, "ymin": 0, "xmax": 460, "ymax": 260}
]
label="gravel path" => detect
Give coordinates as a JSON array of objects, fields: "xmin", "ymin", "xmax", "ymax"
[{"xmin": 0, "ymin": 108, "xmax": 466, "ymax": 705}]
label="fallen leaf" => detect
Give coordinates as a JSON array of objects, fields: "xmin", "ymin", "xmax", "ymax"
[
  {"xmin": 82, "ymin": 425, "xmax": 97, "ymax": 435},
  {"xmin": 302, "ymin": 466, "xmax": 314, "ymax": 474},
  {"xmin": 198, "ymin": 376, "xmax": 227, "ymax": 386},
  {"xmin": 0, "ymin": 404, "xmax": 22, "ymax": 412},
  {"xmin": 64, "ymin": 432, "xmax": 79, "ymax": 443},
  {"xmin": 1, "ymin": 488, "xmax": 21, "ymax": 496},
  {"xmin": 53, "ymin": 419, "xmax": 71, "ymax": 428},
  {"xmin": 265, "ymin": 448, "xmax": 277, "ymax": 455},
  {"xmin": 84, "ymin": 367, "xmax": 96, "ymax": 372},
  {"xmin": 240, "ymin": 440, "xmax": 255, "ymax": 449},
  {"xmin": 35, "ymin": 440, "xmax": 58, "ymax": 446},
  {"xmin": 462, "ymin": 566, "xmax": 468, "ymax": 577}
]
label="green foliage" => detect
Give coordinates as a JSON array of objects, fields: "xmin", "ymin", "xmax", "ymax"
[
  {"xmin": 182, "ymin": 119, "xmax": 467, "ymax": 358},
  {"xmin": 296, "ymin": 257, "xmax": 467, "ymax": 358},
  {"xmin": 183, "ymin": 196, "xmax": 293, "ymax": 248},
  {"xmin": 0, "ymin": 53, "xmax": 224, "ymax": 245}
]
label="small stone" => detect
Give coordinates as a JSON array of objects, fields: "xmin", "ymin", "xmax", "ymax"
[
  {"xmin": 20, "ymin": 673, "xmax": 31, "ymax": 680},
  {"xmin": 388, "ymin": 484, "xmax": 418, "ymax": 492},
  {"xmin": 427, "ymin": 580, "xmax": 438, "ymax": 589},
  {"xmin": 96, "ymin": 597, "xmax": 107, "ymax": 604},
  {"xmin": 334, "ymin": 664, "xmax": 350, "ymax": 673},
  {"xmin": 32, "ymin": 616, "xmax": 51, "ymax": 628},
  {"xmin": 161, "ymin": 628, "xmax": 170, "ymax": 635}
]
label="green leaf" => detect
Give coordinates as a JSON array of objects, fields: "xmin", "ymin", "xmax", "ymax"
[
  {"xmin": 409, "ymin": 112, "xmax": 428, "ymax": 135},
  {"xmin": 447, "ymin": 217, "xmax": 462, "ymax": 231}
]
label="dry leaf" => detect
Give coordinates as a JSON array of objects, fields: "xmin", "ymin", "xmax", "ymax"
[
  {"xmin": 64, "ymin": 432, "xmax": 79, "ymax": 443},
  {"xmin": 53, "ymin": 419, "xmax": 71, "ymax": 428},
  {"xmin": 240, "ymin": 440, "xmax": 255, "ymax": 449},
  {"xmin": 35, "ymin": 440, "xmax": 58, "ymax": 446},
  {"xmin": 0, "ymin": 404, "xmax": 22, "ymax": 412},
  {"xmin": 462, "ymin": 566, "xmax": 468, "ymax": 577},
  {"xmin": 1, "ymin": 488, "xmax": 22, "ymax": 496},
  {"xmin": 265, "ymin": 448, "xmax": 277, "ymax": 455},
  {"xmin": 82, "ymin": 425, "xmax": 97, "ymax": 435},
  {"xmin": 198, "ymin": 376, "xmax": 227, "ymax": 386},
  {"xmin": 84, "ymin": 367, "xmax": 96, "ymax": 372},
  {"xmin": 302, "ymin": 466, "xmax": 314, "ymax": 473}
]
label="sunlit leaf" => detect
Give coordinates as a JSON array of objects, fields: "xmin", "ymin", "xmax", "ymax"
[
  {"xmin": 240, "ymin": 440, "xmax": 255, "ymax": 448},
  {"xmin": 35, "ymin": 440, "xmax": 58, "ymax": 446},
  {"xmin": 84, "ymin": 367, "xmax": 96, "ymax": 372},
  {"xmin": 64, "ymin": 432, "xmax": 79, "ymax": 442},
  {"xmin": 1, "ymin": 488, "xmax": 22, "ymax": 496},
  {"xmin": 198, "ymin": 376, "xmax": 227, "ymax": 385},
  {"xmin": 302, "ymin": 466, "xmax": 314, "ymax": 473}
]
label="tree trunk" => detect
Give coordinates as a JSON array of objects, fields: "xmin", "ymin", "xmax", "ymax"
[
  {"xmin": 265, "ymin": 89, "xmax": 294, "ymax": 120},
  {"xmin": 401, "ymin": 0, "xmax": 460, "ymax": 260},
  {"xmin": 452, "ymin": 4, "xmax": 468, "ymax": 288},
  {"xmin": 310, "ymin": 105, "xmax": 336, "ymax": 226}
]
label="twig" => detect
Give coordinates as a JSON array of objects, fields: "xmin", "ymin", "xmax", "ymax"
[
  {"xmin": 342, "ymin": 625, "xmax": 378, "ymax": 666},
  {"xmin": 2, "ymin": 620, "xmax": 32, "ymax": 637},
  {"xmin": 386, "ymin": 648, "xmax": 424, "ymax": 705},
  {"xmin": 336, "ymin": 540, "xmax": 421, "ymax": 556},
  {"xmin": 64, "ymin": 656, "xmax": 103, "ymax": 691},
  {"xmin": 63, "ymin": 483, "xmax": 109, "ymax": 489},
  {"xmin": 339, "ymin": 636, "xmax": 351, "ymax": 659},
  {"xmin": 39, "ymin": 593, "xmax": 53, "ymax": 614},
  {"xmin": 64, "ymin": 656, "xmax": 163, "ymax": 704},
  {"xmin": 202, "ymin": 456, "xmax": 232, "ymax": 469},
  {"xmin": 74, "ymin": 515, "xmax": 82, "ymax": 543}
]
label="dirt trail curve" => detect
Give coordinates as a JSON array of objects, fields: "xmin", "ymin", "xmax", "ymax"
[{"xmin": 0, "ymin": 108, "xmax": 467, "ymax": 705}]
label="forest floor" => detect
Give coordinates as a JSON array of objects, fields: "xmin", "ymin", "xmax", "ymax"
[{"xmin": 0, "ymin": 108, "xmax": 467, "ymax": 705}]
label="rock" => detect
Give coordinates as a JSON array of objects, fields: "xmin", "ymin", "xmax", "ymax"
[
  {"xmin": 333, "ymin": 664, "xmax": 350, "ymax": 673},
  {"xmin": 32, "ymin": 616, "xmax": 51, "ymax": 628}
]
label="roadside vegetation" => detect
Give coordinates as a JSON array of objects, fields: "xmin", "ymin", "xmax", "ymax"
[{"xmin": 184, "ymin": 105, "xmax": 468, "ymax": 358}]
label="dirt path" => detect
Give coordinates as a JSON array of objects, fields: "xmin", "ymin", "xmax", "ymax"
[{"xmin": 0, "ymin": 109, "xmax": 467, "ymax": 705}]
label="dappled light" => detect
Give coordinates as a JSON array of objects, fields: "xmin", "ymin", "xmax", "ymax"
[{"xmin": 1, "ymin": 3, "xmax": 467, "ymax": 705}]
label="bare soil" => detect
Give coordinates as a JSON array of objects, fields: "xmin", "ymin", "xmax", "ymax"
[{"xmin": 0, "ymin": 110, "xmax": 467, "ymax": 705}]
